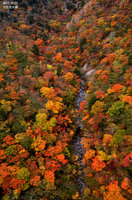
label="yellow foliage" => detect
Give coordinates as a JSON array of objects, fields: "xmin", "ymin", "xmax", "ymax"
[
  {"xmin": 36, "ymin": 113, "xmax": 47, "ymax": 127},
  {"xmin": 74, "ymin": 155, "xmax": 79, "ymax": 161},
  {"xmin": 49, "ymin": 117, "xmax": 57, "ymax": 127},
  {"xmin": 45, "ymin": 100, "xmax": 63, "ymax": 114},
  {"xmin": 70, "ymin": 130, "xmax": 74, "ymax": 136},
  {"xmin": 0, "ymin": 176, "xmax": 4, "ymax": 185},
  {"xmin": 112, "ymin": 152, "xmax": 118, "ymax": 159},
  {"xmin": 19, "ymin": 24, "xmax": 29, "ymax": 30},
  {"xmin": 100, "ymin": 186, "xmax": 105, "ymax": 193},
  {"xmin": 50, "ymin": 20, "xmax": 61, "ymax": 28},
  {"xmin": 0, "ymin": 100, "xmax": 12, "ymax": 112},
  {"xmin": 45, "ymin": 100, "xmax": 54, "ymax": 110},
  {"xmin": 15, "ymin": 133, "xmax": 26, "ymax": 142},
  {"xmin": 13, "ymin": 189, "xmax": 20, "ymax": 199},
  {"xmin": 98, "ymin": 151, "xmax": 108, "ymax": 161},
  {"xmin": 31, "ymin": 136, "xmax": 46, "ymax": 152},
  {"xmin": 97, "ymin": 18, "xmax": 105, "ymax": 26},
  {"xmin": 84, "ymin": 187, "xmax": 91, "ymax": 196},
  {"xmin": 72, "ymin": 169, "xmax": 77, "ymax": 174},
  {"xmin": 40, "ymin": 87, "xmax": 56, "ymax": 99},
  {"xmin": 64, "ymin": 72, "xmax": 74, "ymax": 81},
  {"xmin": 47, "ymin": 64, "xmax": 52, "ymax": 69},
  {"xmin": 38, "ymin": 157, "xmax": 45, "ymax": 174},
  {"xmin": 2, "ymin": 195, "xmax": 10, "ymax": 200},
  {"xmin": 46, "ymin": 134, "xmax": 56, "ymax": 144},
  {"xmin": 91, "ymin": 101, "xmax": 105, "ymax": 115}
]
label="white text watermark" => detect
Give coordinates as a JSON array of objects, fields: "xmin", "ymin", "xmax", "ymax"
[{"xmin": 3, "ymin": 1, "xmax": 18, "ymax": 9}]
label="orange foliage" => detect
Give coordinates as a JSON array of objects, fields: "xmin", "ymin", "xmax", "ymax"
[
  {"xmin": 0, "ymin": 164, "xmax": 10, "ymax": 179},
  {"xmin": 121, "ymin": 96, "xmax": 132, "ymax": 104},
  {"xmin": 55, "ymin": 154, "xmax": 68, "ymax": 164},
  {"xmin": 3, "ymin": 135, "xmax": 15, "ymax": 145},
  {"xmin": 104, "ymin": 181, "xmax": 126, "ymax": 200},
  {"xmin": 44, "ymin": 170, "xmax": 55, "ymax": 183},
  {"xmin": 19, "ymin": 149, "xmax": 29, "ymax": 159},
  {"xmin": 64, "ymin": 72, "xmax": 74, "ymax": 81},
  {"xmin": 108, "ymin": 84, "xmax": 125, "ymax": 94},
  {"xmin": 0, "ymin": 150, "xmax": 6, "ymax": 160},
  {"xmin": 91, "ymin": 156, "xmax": 106, "ymax": 172},
  {"xmin": 35, "ymin": 38, "xmax": 43, "ymax": 46},
  {"xmin": 19, "ymin": 24, "xmax": 30, "ymax": 30},
  {"xmin": 82, "ymin": 115, "xmax": 89, "ymax": 121},
  {"xmin": 75, "ymin": 47, "xmax": 80, "ymax": 53},
  {"xmin": 99, "ymin": 74, "xmax": 108, "ymax": 82},
  {"xmin": 0, "ymin": 0, "xmax": 131, "ymax": 199},
  {"xmin": 30, "ymin": 176, "xmax": 41, "ymax": 186},
  {"xmin": 6, "ymin": 57, "xmax": 18, "ymax": 71},
  {"xmin": 64, "ymin": 60, "xmax": 73, "ymax": 69},
  {"xmin": 101, "ymin": 53, "xmax": 116, "ymax": 64},
  {"xmin": 38, "ymin": 141, "xmax": 46, "ymax": 150},
  {"xmin": 96, "ymin": 69, "xmax": 102, "ymax": 75},
  {"xmin": 44, "ymin": 142, "xmax": 67, "ymax": 157},
  {"xmin": 103, "ymin": 134, "xmax": 112, "ymax": 144},
  {"xmin": 84, "ymin": 149, "xmax": 95, "ymax": 160},
  {"xmin": 111, "ymin": 21, "xmax": 117, "ymax": 26},
  {"xmin": 81, "ymin": 138, "xmax": 90, "ymax": 150},
  {"xmin": 55, "ymin": 52, "xmax": 63, "ymax": 62},
  {"xmin": 121, "ymin": 178, "xmax": 129, "ymax": 190},
  {"xmin": 10, "ymin": 91, "xmax": 19, "ymax": 100},
  {"xmin": 0, "ymin": 75, "xmax": 4, "ymax": 81},
  {"xmin": 72, "ymin": 191, "xmax": 79, "ymax": 199},
  {"xmin": 45, "ymin": 158, "xmax": 61, "ymax": 172}
]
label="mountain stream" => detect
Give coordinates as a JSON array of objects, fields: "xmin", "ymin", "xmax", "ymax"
[
  {"xmin": 73, "ymin": 68, "xmax": 95, "ymax": 198},
  {"xmin": 73, "ymin": 78, "xmax": 86, "ymax": 198}
]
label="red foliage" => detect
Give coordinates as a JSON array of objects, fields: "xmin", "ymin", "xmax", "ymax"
[
  {"xmin": 96, "ymin": 91, "xmax": 105, "ymax": 99},
  {"xmin": 123, "ymin": 153, "xmax": 132, "ymax": 167},
  {"xmin": 10, "ymin": 178, "xmax": 25, "ymax": 190},
  {"xmin": 3, "ymin": 135, "xmax": 15, "ymax": 145},
  {"xmin": 26, "ymin": 159, "xmax": 40, "ymax": 177},
  {"xmin": 0, "ymin": 150, "xmax": 6, "ymax": 160}
]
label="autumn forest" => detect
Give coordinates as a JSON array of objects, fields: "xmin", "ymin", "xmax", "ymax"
[{"xmin": 0, "ymin": 0, "xmax": 131, "ymax": 199}]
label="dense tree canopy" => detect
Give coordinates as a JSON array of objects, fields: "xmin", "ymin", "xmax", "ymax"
[{"xmin": 0, "ymin": 0, "xmax": 131, "ymax": 199}]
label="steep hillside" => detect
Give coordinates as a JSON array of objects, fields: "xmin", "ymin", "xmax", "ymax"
[
  {"xmin": 0, "ymin": 0, "xmax": 131, "ymax": 200},
  {"xmin": 0, "ymin": 0, "xmax": 88, "ymax": 41}
]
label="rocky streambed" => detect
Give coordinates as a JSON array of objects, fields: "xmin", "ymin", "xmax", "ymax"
[
  {"xmin": 73, "ymin": 78, "xmax": 86, "ymax": 198},
  {"xmin": 73, "ymin": 69, "xmax": 95, "ymax": 198}
]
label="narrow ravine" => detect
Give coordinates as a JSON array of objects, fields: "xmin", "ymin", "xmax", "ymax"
[
  {"xmin": 73, "ymin": 78, "xmax": 86, "ymax": 198},
  {"xmin": 73, "ymin": 69, "xmax": 95, "ymax": 198}
]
